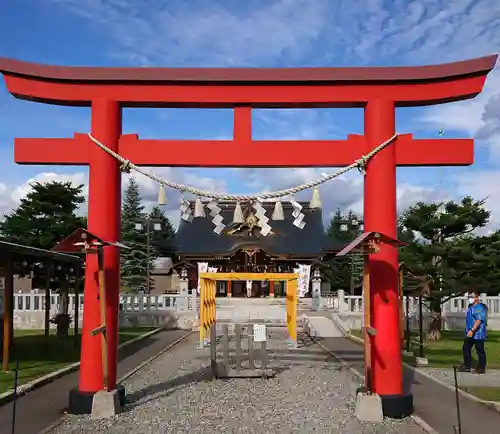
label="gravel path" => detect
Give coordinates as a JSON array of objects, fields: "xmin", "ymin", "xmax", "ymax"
[
  {"xmin": 50, "ymin": 328, "xmax": 427, "ymax": 434},
  {"xmin": 421, "ymin": 367, "xmax": 500, "ymax": 387}
]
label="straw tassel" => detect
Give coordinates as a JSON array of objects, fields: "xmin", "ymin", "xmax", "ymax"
[
  {"xmin": 309, "ymin": 186, "xmax": 322, "ymax": 209},
  {"xmin": 194, "ymin": 197, "xmax": 206, "ymax": 218},
  {"xmin": 272, "ymin": 201, "xmax": 284, "ymax": 220},
  {"xmin": 157, "ymin": 184, "xmax": 167, "ymax": 205},
  {"xmin": 233, "ymin": 202, "xmax": 245, "ymax": 224}
]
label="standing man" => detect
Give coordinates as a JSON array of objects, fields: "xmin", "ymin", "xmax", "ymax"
[{"xmin": 459, "ymin": 290, "xmax": 487, "ymax": 374}]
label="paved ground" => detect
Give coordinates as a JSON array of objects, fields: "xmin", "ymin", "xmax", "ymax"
[
  {"xmin": 0, "ymin": 329, "xmax": 188, "ymax": 434},
  {"xmin": 422, "ymin": 367, "xmax": 500, "ymax": 387},
  {"xmin": 321, "ymin": 337, "xmax": 500, "ymax": 434},
  {"xmin": 51, "ymin": 328, "xmax": 426, "ymax": 434}
]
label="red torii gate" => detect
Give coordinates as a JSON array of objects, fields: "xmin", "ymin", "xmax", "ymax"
[{"xmin": 0, "ymin": 55, "xmax": 497, "ymax": 417}]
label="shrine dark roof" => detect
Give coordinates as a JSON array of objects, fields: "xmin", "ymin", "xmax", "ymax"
[{"xmin": 157, "ymin": 201, "xmax": 343, "ymax": 257}]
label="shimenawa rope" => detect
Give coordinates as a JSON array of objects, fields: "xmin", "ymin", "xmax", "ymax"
[{"xmin": 87, "ymin": 133, "xmax": 398, "ymax": 201}]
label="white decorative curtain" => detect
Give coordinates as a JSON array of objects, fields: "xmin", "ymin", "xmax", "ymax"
[
  {"xmin": 294, "ymin": 264, "xmax": 311, "ymax": 298},
  {"xmin": 197, "ymin": 263, "xmax": 218, "ymax": 295},
  {"xmin": 196, "ymin": 262, "xmax": 208, "ymax": 295}
]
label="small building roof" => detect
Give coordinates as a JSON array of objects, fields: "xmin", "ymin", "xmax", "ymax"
[{"xmin": 0, "ymin": 239, "xmax": 82, "ymax": 264}]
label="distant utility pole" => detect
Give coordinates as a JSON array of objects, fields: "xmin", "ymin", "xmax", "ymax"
[
  {"xmin": 339, "ymin": 218, "xmax": 365, "ymax": 294},
  {"xmin": 135, "ymin": 217, "xmax": 163, "ymax": 293}
]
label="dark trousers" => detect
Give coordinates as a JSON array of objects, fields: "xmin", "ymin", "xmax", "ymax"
[{"xmin": 462, "ymin": 338, "xmax": 486, "ymax": 369}]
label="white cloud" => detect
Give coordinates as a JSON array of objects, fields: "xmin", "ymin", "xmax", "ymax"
[
  {"xmin": 419, "ymin": 69, "xmax": 500, "ymax": 160},
  {"xmin": 49, "ymin": 0, "xmax": 328, "ymax": 66},
  {"xmin": 455, "ymin": 170, "xmax": 500, "ymax": 231},
  {"xmin": 0, "ymin": 167, "xmax": 226, "ymax": 225},
  {"xmin": 2, "ymin": 0, "xmax": 498, "ymax": 233},
  {"xmin": 0, "ymin": 172, "xmax": 89, "ymax": 217},
  {"xmin": 49, "ymin": 0, "xmax": 500, "ymax": 67}
]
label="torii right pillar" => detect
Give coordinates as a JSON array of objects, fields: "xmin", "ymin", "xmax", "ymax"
[{"xmin": 364, "ymin": 98, "xmax": 409, "ymax": 416}]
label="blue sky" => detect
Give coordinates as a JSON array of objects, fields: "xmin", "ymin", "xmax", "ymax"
[{"xmin": 0, "ymin": 0, "xmax": 499, "ymax": 228}]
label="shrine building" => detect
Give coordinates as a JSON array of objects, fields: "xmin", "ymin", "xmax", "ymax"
[{"xmin": 156, "ymin": 201, "xmax": 342, "ymax": 297}]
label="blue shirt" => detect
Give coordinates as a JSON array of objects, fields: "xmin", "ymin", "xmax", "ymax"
[{"xmin": 465, "ymin": 303, "xmax": 487, "ymax": 340}]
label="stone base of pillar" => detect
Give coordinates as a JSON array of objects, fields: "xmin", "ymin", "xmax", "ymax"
[
  {"xmin": 355, "ymin": 392, "xmax": 383, "ymax": 423},
  {"xmin": 91, "ymin": 389, "xmax": 121, "ymax": 420},
  {"xmin": 68, "ymin": 384, "xmax": 125, "ymax": 415},
  {"xmin": 356, "ymin": 387, "xmax": 413, "ymax": 419}
]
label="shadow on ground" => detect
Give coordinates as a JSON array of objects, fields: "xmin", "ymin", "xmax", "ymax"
[
  {"xmin": 123, "ymin": 366, "xmax": 213, "ymax": 410},
  {"xmin": 123, "ymin": 332, "xmax": 349, "ymax": 410}
]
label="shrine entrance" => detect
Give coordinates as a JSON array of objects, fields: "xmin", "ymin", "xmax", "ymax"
[
  {"xmin": 199, "ymin": 272, "xmax": 299, "ymax": 346},
  {"xmin": 0, "ymin": 54, "xmax": 496, "ymax": 417}
]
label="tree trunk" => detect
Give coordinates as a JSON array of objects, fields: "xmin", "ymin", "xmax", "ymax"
[
  {"xmin": 427, "ymin": 297, "xmax": 442, "ymax": 341},
  {"xmin": 427, "ymin": 234, "xmax": 443, "ymax": 341}
]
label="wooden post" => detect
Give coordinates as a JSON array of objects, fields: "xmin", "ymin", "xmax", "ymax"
[
  {"xmin": 399, "ymin": 266, "xmax": 405, "ymax": 349},
  {"xmin": 363, "ymin": 255, "xmax": 372, "ymax": 393},
  {"xmin": 96, "ymin": 247, "xmax": 109, "ymax": 390},
  {"xmin": 2, "ymin": 257, "xmax": 13, "ymax": 372},
  {"xmin": 286, "ymin": 279, "xmax": 298, "ymax": 344},
  {"xmin": 73, "ymin": 267, "xmax": 81, "ymax": 348},
  {"xmin": 210, "ymin": 323, "xmax": 217, "ymax": 379},
  {"xmin": 97, "ymin": 247, "xmax": 108, "ymax": 390},
  {"xmin": 44, "ymin": 267, "xmax": 52, "ymax": 337},
  {"xmin": 418, "ymin": 293, "xmax": 424, "ymax": 358},
  {"xmin": 226, "ymin": 280, "xmax": 231, "ymax": 298},
  {"xmin": 269, "ymin": 281, "xmax": 274, "ymax": 298}
]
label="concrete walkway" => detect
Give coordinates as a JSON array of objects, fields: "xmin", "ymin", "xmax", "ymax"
[
  {"xmin": 422, "ymin": 367, "xmax": 500, "ymax": 387},
  {"xmin": 320, "ymin": 337, "xmax": 500, "ymax": 434},
  {"xmin": 0, "ymin": 329, "xmax": 188, "ymax": 434}
]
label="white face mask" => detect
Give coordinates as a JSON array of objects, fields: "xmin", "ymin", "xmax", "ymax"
[{"xmin": 468, "ymin": 298, "xmax": 476, "ymax": 305}]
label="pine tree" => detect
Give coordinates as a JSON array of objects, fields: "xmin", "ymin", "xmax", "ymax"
[
  {"xmin": 0, "ymin": 181, "xmax": 86, "ymax": 249},
  {"xmin": 120, "ymin": 178, "xmax": 150, "ymax": 292},
  {"xmin": 144, "ymin": 205, "xmax": 176, "ymax": 292},
  {"xmin": 149, "ymin": 206, "xmax": 176, "ymax": 242},
  {"xmin": 399, "ymin": 197, "xmax": 490, "ymax": 339},
  {"xmin": 325, "ymin": 209, "xmax": 363, "ymax": 293}
]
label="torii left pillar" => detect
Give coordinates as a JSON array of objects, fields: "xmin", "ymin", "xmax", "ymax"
[{"xmin": 70, "ymin": 99, "xmax": 123, "ymax": 413}]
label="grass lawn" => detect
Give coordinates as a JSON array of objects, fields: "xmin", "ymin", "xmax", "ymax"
[
  {"xmin": 350, "ymin": 329, "xmax": 500, "ymax": 369},
  {"xmin": 461, "ymin": 386, "xmax": 500, "ymax": 402},
  {"xmin": 0, "ymin": 326, "xmax": 158, "ymax": 394}
]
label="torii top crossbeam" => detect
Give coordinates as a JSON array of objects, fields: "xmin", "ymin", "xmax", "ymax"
[
  {"xmin": 0, "ymin": 55, "xmax": 496, "ymax": 168},
  {"xmin": 0, "ymin": 55, "xmax": 496, "ymax": 107}
]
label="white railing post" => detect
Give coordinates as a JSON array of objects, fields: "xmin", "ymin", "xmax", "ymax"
[
  {"xmin": 179, "ymin": 269, "xmax": 189, "ymax": 312},
  {"xmin": 311, "ymin": 268, "xmax": 322, "ymax": 311},
  {"xmin": 337, "ymin": 289, "xmax": 348, "ymax": 313}
]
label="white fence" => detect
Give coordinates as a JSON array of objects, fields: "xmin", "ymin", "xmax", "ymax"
[
  {"xmin": 0, "ymin": 292, "xmax": 196, "ymax": 330},
  {"xmin": 7, "ymin": 291, "xmax": 500, "ymax": 315},
  {"xmin": 322, "ymin": 292, "xmax": 500, "ymax": 315},
  {"xmin": 1, "ymin": 293, "xmax": 191, "ymax": 313},
  {"xmin": 321, "ymin": 291, "xmax": 500, "ymax": 331}
]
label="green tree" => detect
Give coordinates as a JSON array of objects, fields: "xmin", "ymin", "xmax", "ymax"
[
  {"xmin": 0, "ymin": 181, "xmax": 86, "ymax": 336},
  {"xmin": 120, "ymin": 178, "xmax": 150, "ymax": 292},
  {"xmin": 149, "ymin": 206, "xmax": 175, "ymax": 242},
  {"xmin": 0, "ymin": 181, "xmax": 86, "ymax": 249},
  {"xmin": 399, "ymin": 197, "xmax": 490, "ymax": 339},
  {"xmin": 326, "ymin": 209, "xmax": 362, "ymax": 242},
  {"xmin": 325, "ymin": 209, "xmax": 363, "ymax": 293},
  {"xmin": 145, "ymin": 206, "xmax": 176, "ymax": 292}
]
